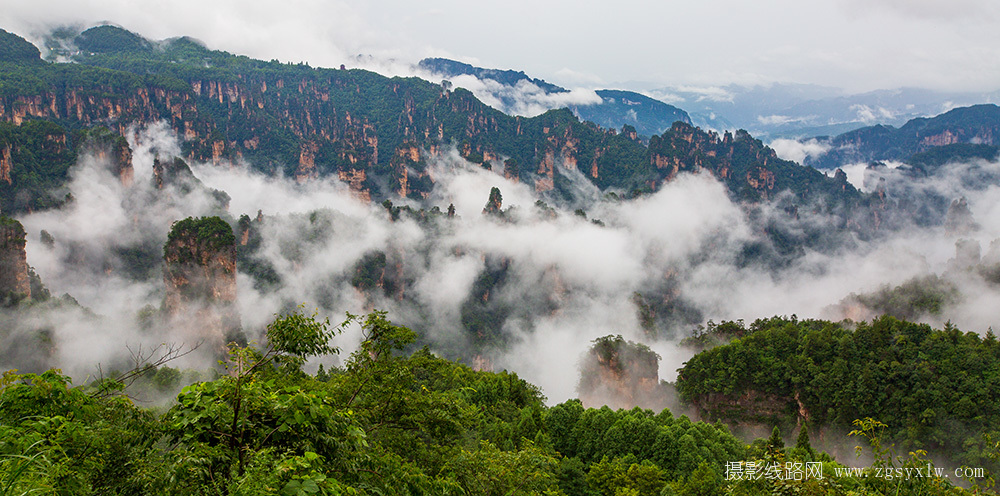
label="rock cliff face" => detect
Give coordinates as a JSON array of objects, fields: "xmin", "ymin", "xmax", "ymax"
[
  {"xmin": 577, "ymin": 335, "xmax": 668, "ymax": 410},
  {"xmin": 0, "ymin": 26, "xmax": 862, "ymax": 213},
  {"xmin": 648, "ymin": 123, "xmax": 848, "ymax": 203},
  {"xmin": 0, "ymin": 87, "xmax": 193, "ymax": 129},
  {"xmin": 690, "ymin": 389, "xmax": 803, "ymax": 429},
  {"xmin": 0, "ymin": 144, "xmax": 11, "ymax": 184},
  {"xmin": 0, "ymin": 216, "xmax": 30, "ymax": 300},
  {"xmin": 0, "ymin": 120, "xmax": 77, "ymax": 212},
  {"xmin": 79, "ymin": 127, "xmax": 134, "ymax": 186},
  {"xmin": 163, "ymin": 216, "xmax": 240, "ymax": 345}
]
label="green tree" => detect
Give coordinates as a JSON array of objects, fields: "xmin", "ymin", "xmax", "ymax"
[
  {"xmin": 768, "ymin": 426, "xmax": 784, "ymax": 455},
  {"xmin": 676, "ymin": 461, "xmax": 720, "ymax": 496},
  {"xmin": 162, "ymin": 307, "xmax": 361, "ymax": 494},
  {"xmin": 439, "ymin": 441, "xmax": 563, "ymax": 496}
]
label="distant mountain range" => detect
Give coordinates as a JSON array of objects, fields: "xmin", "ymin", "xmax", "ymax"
[
  {"xmin": 805, "ymin": 104, "xmax": 1000, "ymax": 169},
  {"xmin": 418, "ymin": 58, "xmax": 566, "ymax": 94},
  {"xmin": 418, "ymin": 58, "xmax": 691, "ymax": 138},
  {"xmin": 417, "ymin": 58, "xmax": 1000, "ymax": 143},
  {"xmin": 653, "ymin": 84, "xmax": 1000, "ymax": 140}
]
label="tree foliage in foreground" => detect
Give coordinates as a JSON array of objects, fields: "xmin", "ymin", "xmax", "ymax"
[{"xmin": 0, "ymin": 311, "xmax": 989, "ymax": 495}]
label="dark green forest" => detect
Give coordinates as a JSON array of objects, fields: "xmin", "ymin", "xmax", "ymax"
[
  {"xmin": 677, "ymin": 316, "xmax": 1000, "ymax": 479},
  {"xmin": 1, "ymin": 310, "xmax": 995, "ymax": 495}
]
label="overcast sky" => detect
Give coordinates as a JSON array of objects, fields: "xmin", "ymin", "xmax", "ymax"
[{"xmin": 3, "ymin": 0, "xmax": 1000, "ymax": 93}]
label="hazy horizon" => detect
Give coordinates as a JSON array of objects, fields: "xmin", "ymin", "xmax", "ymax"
[{"xmin": 3, "ymin": 0, "xmax": 1000, "ymax": 96}]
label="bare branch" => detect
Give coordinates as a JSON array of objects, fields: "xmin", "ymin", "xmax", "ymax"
[{"xmin": 89, "ymin": 340, "xmax": 204, "ymax": 399}]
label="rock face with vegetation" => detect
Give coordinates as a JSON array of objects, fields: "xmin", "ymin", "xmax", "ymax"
[
  {"xmin": 0, "ymin": 215, "xmax": 29, "ymax": 300},
  {"xmin": 0, "ymin": 25, "xmax": 863, "ymax": 217},
  {"xmin": 0, "ymin": 120, "xmax": 76, "ymax": 212},
  {"xmin": 77, "ymin": 126, "xmax": 134, "ymax": 186},
  {"xmin": 677, "ymin": 315, "xmax": 1000, "ymax": 473},
  {"xmin": 807, "ymin": 104, "xmax": 1000, "ymax": 169},
  {"xmin": 578, "ymin": 334, "xmax": 668, "ymax": 410},
  {"xmin": 649, "ymin": 122, "xmax": 862, "ymax": 204},
  {"xmin": 162, "ymin": 216, "xmax": 239, "ymax": 344}
]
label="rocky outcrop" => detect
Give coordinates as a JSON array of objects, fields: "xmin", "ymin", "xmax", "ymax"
[
  {"xmin": 79, "ymin": 127, "xmax": 133, "ymax": 187},
  {"xmin": 163, "ymin": 216, "xmax": 240, "ymax": 345},
  {"xmin": 0, "ymin": 216, "xmax": 30, "ymax": 299},
  {"xmin": 296, "ymin": 141, "xmax": 320, "ymax": 183},
  {"xmin": 578, "ymin": 335, "xmax": 668, "ymax": 410},
  {"xmin": 944, "ymin": 197, "xmax": 980, "ymax": 235},
  {"xmin": 531, "ymin": 125, "xmax": 583, "ymax": 193},
  {"xmin": 337, "ymin": 169, "xmax": 371, "ymax": 202},
  {"xmin": 647, "ymin": 123, "xmax": 838, "ymax": 203},
  {"xmin": 691, "ymin": 389, "xmax": 802, "ymax": 429},
  {"xmin": 0, "ymin": 145, "xmax": 11, "ymax": 184},
  {"xmin": 1, "ymin": 87, "xmax": 194, "ymax": 130},
  {"xmin": 920, "ymin": 130, "xmax": 959, "ymax": 147},
  {"xmin": 0, "ymin": 121, "xmax": 77, "ymax": 213},
  {"xmin": 152, "ymin": 156, "xmax": 231, "ymax": 211},
  {"xmin": 482, "ymin": 187, "xmax": 502, "ymax": 215}
]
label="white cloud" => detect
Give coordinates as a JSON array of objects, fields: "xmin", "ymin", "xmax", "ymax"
[
  {"xmin": 674, "ymin": 85, "xmax": 735, "ymax": 103},
  {"xmin": 769, "ymin": 138, "xmax": 832, "ymax": 164},
  {"xmin": 419, "ymin": 73, "xmax": 601, "ymax": 117}
]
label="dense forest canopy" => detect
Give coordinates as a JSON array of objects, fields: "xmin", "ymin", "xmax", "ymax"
[
  {"xmin": 1, "ymin": 310, "xmax": 995, "ymax": 495},
  {"xmin": 677, "ymin": 316, "xmax": 1000, "ymax": 475}
]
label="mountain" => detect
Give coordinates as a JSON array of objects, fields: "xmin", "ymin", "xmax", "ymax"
[
  {"xmin": 415, "ymin": 54, "xmax": 1000, "ymax": 155},
  {"xmin": 418, "ymin": 57, "xmax": 565, "ymax": 93},
  {"xmin": 162, "ymin": 216, "xmax": 241, "ymax": 346},
  {"xmin": 676, "ymin": 315, "xmax": 1000, "ymax": 474},
  {"xmin": 417, "ymin": 57, "xmax": 691, "ymax": 137},
  {"xmin": 572, "ymin": 89, "xmax": 691, "ymax": 140},
  {"xmin": 0, "ymin": 25, "xmax": 856, "ymax": 217},
  {"xmin": 0, "ymin": 28, "xmax": 42, "ymax": 63},
  {"xmin": 647, "ymin": 83, "xmax": 1000, "ymax": 140},
  {"xmin": 0, "ymin": 215, "xmax": 30, "ymax": 302},
  {"xmin": 806, "ymin": 104, "xmax": 1000, "ymax": 169}
]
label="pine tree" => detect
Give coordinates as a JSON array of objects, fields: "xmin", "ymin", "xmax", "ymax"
[
  {"xmin": 795, "ymin": 424, "xmax": 812, "ymax": 453},
  {"xmin": 768, "ymin": 426, "xmax": 784, "ymax": 455}
]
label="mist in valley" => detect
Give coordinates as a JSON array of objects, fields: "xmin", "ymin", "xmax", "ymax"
[{"xmin": 3, "ymin": 121, "xmax": 1000, "ymax": 409}]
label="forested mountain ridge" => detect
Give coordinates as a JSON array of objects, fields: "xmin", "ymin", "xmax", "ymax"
[
  {"xmin": 0, "ymin": 25, "xmax": 860, "ymax": 216},
  {"xmin": 807, "ymin": 104, "xmax": 1000, "ymax": 169},
  {"xmin": 648, "ymin": 122, "xmax": 862, "ymax": 204},
  {"xmin": 677, "ymin": 315, "xmax": 1000, "ymax": 475},
  {"xmin": 580, "ymin": 89, "xmax": 693, "ymax": 139},
  {"xmin": 418, "ymin": 57, "xmax": 567, "ymax": 93}
]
